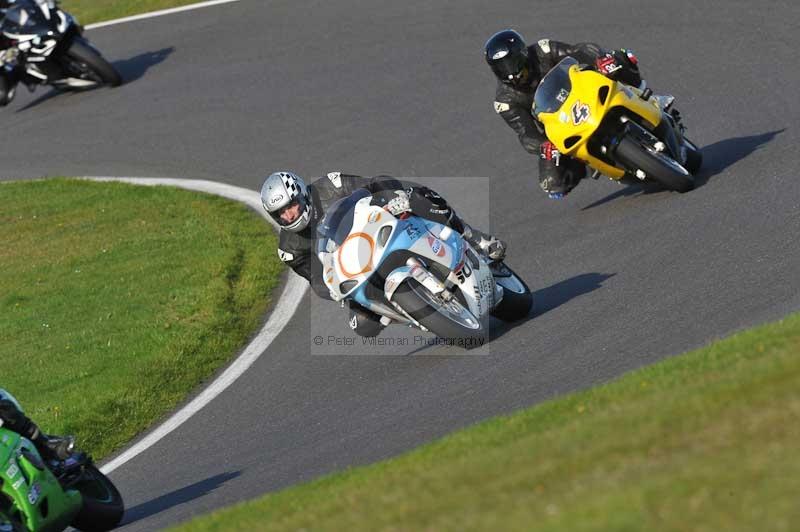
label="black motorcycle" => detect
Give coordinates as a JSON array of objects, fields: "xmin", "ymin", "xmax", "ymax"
[{"xmin": 0, "ymin": 0, "xmax": 121, "ymax": 106}]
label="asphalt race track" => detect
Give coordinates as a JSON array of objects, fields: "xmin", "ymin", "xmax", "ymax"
[{"xmin": 2, "ymin": 0, "xmax": 799, "ymax": 529}]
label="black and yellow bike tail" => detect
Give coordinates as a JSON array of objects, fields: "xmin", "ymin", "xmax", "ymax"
[{"xmin": 533, "ymin": 57, "xmax": 701, "ymax": 192}]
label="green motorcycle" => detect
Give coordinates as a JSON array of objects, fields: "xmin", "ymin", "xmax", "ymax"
[{"xmin": 0, "ymin": 402, "xmax": 124, "ymax": 531}]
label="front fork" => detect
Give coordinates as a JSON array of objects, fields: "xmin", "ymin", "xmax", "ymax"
[{"xmin": 613, "ymin": 117, "xmax": 685, "ymax": 165}]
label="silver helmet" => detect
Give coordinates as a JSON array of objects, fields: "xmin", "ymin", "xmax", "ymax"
[{"xmin": 260, "ymin": 171, "xmax": 313, "ymax": 232}]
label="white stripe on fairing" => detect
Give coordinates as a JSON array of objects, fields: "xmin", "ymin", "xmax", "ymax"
[
  {"xmin": 85, "ymin": 177, "xmax": 307, "ymax": 475},
  {"xmin": 84, "ymin": 0, "xmax": 243, "ymax": 30}
]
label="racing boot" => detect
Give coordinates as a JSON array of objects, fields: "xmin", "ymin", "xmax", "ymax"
[
  {"xmin": 348, "ymin": 301, "xmax": 385, "ymax": 337},
  {"xmin": 25, "ymin": 421, "xmax": 75, "ymax": 461},
  {"xmin": 638, "ymin": 80, "xmax": 675, "ymax": 112},
  {"xmin": 654, "ymin": 93, "xmax": 675, "ymax": 112},
  {"xmin": 38, "ymin": 434, "xmax": 75, "ymax": 461},
  {"xmin": 463, "ymin": 224, "xmax": 506, "ymax": 262}
]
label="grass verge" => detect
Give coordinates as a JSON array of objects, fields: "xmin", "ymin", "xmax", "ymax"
[
  {"xmin": 0, "ymin": 178, "xmax": 283, "ymax": 460},
  {"xmin": 172, "ymin": 313, "xmax": 800, "ymax": 531},
  {"xmin": 63, "ymin": 0, "xmax": 210, "ymax": 26}
]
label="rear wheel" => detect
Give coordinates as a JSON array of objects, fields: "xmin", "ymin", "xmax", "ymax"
[
  {"xmin": 70, "ymin": 464, "xmax": 124, "ymax": 532},
  {"xmin": 392, "ymin": 279, "xmax": 487, "ymax": 349},
  {"xmin": 615, "ymin": 135, "xmax": 694, "ymax": 192},
  {"xmin": 63, "ymin": 37, "xmax": 122, "ymax": 87},
  {"xmin": 490, "ymin": 263, "xmax": 533, "ymax": 322}
]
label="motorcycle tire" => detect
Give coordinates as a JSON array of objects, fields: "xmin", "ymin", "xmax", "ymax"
[
  {"xmin": 683, "ymin": 138, "xmax": 703, "ymax": 174},
  {"xmin": 615, "ymin": 135, "xmax": 694, "ymax": 193},
  {"xmin": 490, "ymin": 263, "xmax": 533, "ymax": 322},
  {"xmin": 65, "ymin": 37, "xmax": 122, "ymax": 87},
  {"xmin": 0, "ymin": 76, "xmax": 16, "ymax": 106},
  {"xmin": 70, "ymin": 464, "xmax": 124, "ymax": 532},
  {"xmin": 392, "ymin": 279, "xmax": 487, "ymax": 349}
]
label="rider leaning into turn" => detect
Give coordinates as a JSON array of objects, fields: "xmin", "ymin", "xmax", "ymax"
[
  {"xmin": 0, "ymin": 388, "xmax": 74, "ymax": 460},
  {"xmin": 260, "ymin": 171, "xmax": 506, "ymax": 337},
  {"xmin": 486, "ymin": 29, "xmax": 667, "ymax": 199},
  {"xmin": 0, "ymin": 0, "xmax": 24, "ymax": 106}
]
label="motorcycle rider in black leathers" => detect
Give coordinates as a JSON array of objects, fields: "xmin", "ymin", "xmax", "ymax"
[
  {"xmin": 260, "ymin": 171, "xmax": 506, "ymax": 337},
  {"xmin": 486, "ymin": 29, "xmax": 661, "ymax": 199},
  {"xmin": 0, "ymin": 0, "xmax": 23, "ymax": 105},
  {"xmin": 0, "ymin": 388, "xmax": 74, "ymax": 460}
]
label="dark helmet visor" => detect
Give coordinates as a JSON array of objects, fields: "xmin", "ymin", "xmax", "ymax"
[{"xmin": 490, "ymin": 51, "xmax": 528, "ymax": 81}]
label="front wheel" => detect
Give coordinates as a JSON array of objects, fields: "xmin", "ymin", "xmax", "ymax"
[
  {"xmin": 392, "ymin": 279, "xmax": 487, "ymax": 349},
  {"xmin": 683, "ymin": 138, "xmax": 703, "ymax": 174},
  {"xmin": 70, "ymin": 464, "xmax": 124, "ymax": 532},
  {"xmin": 63, "ymin": 37, "xmax": 122, "ymax": 87},
  {"xmin": 490, "ymin": 263, "xmax": 533, "ymax": 322},
  {"xmin": 615, "ymin": 135, "xmax": 694, "ymax": 193}
]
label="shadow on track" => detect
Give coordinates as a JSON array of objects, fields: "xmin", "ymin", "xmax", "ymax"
[
  {"xmin": 114, "ymin": 47, "xmax": 175, "ymax": 84},
  {"xmin": 120, "ymin": 470, "xmax": 240, "ymax": 526},
  {"xmin": 532, "ymin": 272, "xmax": 616, "ymax": 316},
  {"xmin": 405, "ymin": 273, "xmax": 615, "ymax": 355},
  {"xmin": 15, "ymin": 88, "xmax": 64, "ymax": 113},
  {"xmin": 14, "ymin": 47, "xmax": 174, "ymax": 112},
  {"xmin": 580, "ymin": 180, "xmax": 659, "ymax": 211},
  {"xmin": 693, "ymin": 129, "xmax": 785, "ymax": 186},
  {"xmin": 581, "ymin": 129, "xmax": 785, "ymax": 210}
]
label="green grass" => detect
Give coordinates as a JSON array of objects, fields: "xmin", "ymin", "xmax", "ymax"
[
  {"xmin": 62, "ymin": 0, "xmax": 207, "ymax": 26},
  {"xmin": 0, "ymin": 179, "xmax": 283, "ymax": 460},
  {"xmin": 172, "ymin": 314, "xmax": 800, "ymax": 532}
]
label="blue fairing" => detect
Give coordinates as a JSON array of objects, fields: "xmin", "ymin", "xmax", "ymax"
[{"xmin": 348, "ymin": 215, "xmax": 463, "ymax": 309}]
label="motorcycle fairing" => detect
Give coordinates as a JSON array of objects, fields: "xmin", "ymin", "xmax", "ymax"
[
  {"xmin": 534, "ymin": 57, "xmax": 664, "ymax": 178},
  {"xmin": 318, "ymin": 193, "xmax": 497, "ymax": 326},
  {"xmin": 0, "ymin": 428, "xmax": 82, "ymax": 531}
]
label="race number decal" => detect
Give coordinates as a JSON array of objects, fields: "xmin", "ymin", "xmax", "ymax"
[{"xmin": 571, "ymin": 100, "xmax": 590, "ymax": 125}]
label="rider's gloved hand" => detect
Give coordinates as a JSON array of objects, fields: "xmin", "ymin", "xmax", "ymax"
[
  {"xmin": 595, "ymin": 53, "xmax": 623, "ymax": 76},
  {"xmin": 617, "ymin": 48, "xmax": 638, "ymax": 67},
  {"xmin": 484, "ymin": 238, "xmax": 507, "ymax": 261},
  {"xmin": 384, "ymin": 189, "xmax": 412, "ymax": 217},
  {"xmin": 540, "ymin": 140, "xmax": 561, "ymax": 166},
  {"xmin": 599, "ymin": 49, "xmax": 642, "ymax": 86}
]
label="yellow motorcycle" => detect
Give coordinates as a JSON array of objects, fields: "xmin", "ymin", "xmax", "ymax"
[{"xmin": 533, "ymin": 57, "xmax": 701, "ymax": 192}]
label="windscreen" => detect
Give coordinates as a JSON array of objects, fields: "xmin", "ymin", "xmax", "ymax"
[
  {"xmin": 533, "ymin": 57, "xmax": 578, "ymax": 117},
  {"xmin": 1, "ymin": 1, "xmax": 51, "ymax": 35},
  {"xmin": 316, "ymin": 188, "xmax": 371, "ymax": 254}
]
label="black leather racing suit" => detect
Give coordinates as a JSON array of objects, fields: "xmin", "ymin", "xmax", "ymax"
[
  {"xmin": 493, "ymin": 39, "xmax": 642, "ymax": 195},
  {"xmin": 0, "ymin": 394, "xmax": 49, "ymax": 451},
  {"xmin": 278, "ymin": 173, "xmax": 467, "ymax": 337},
  {"xmin": 0, "ymin": 398, "xmax": 38, "ymax": 438}
]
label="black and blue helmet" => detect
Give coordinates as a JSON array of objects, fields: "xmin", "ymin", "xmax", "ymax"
[{"xmin": 485, "ymin": 29, "xmax": 530, "ymax": 85}]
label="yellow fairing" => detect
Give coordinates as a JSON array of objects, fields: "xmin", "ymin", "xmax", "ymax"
[{"xmin": 537, "ymin": 65, "xmax": 663, "ymax": 179}]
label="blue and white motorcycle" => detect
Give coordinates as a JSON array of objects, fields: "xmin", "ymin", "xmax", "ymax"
[{"xmin": 316, "ymin": 189, "xmax": 533, "ymax": 347}]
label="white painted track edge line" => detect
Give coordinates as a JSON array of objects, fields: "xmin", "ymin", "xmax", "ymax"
[
  {"xmin": 85, "ymin": 177, "xmax": 307, "ymax": 475},
  {"xmin": 84, "ymin": 0, "xmax": 242, "ymax": 30}
]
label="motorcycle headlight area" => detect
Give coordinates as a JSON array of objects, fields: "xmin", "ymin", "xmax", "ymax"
[{"xmin": 337, "ymin": 232, "xmax": 375, "ymax": 278}]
